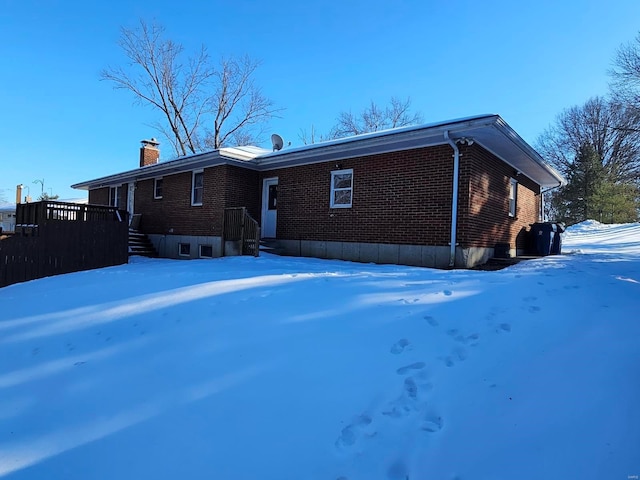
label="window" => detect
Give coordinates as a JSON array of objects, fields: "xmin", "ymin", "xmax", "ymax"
[
  {"xmin": 109, "ymin": 186, "xmax": 121, "ymax": 207},
  {"xmin": 199, "ymin": 244, "xmax": 213, "ymax": 258},
  {"xmin": 154, "ymin": 178, "xmax": 163, "ymax": 199},
  {"xmin": 192, "ymin": 171, "xmax": 204, "ymax": 206},
  {"xmin": 330, "ymin": 169, "xmax": 353, "ymax": 208},
  {"xmin": 179, "ymin": 243, "xmax": 191, "ymax": 257},
  {"xmin": 509, "ymin": 178, "xmax": 518, "ymax": 217}
]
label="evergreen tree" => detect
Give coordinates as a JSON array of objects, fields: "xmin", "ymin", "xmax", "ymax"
[{"xmin": 552, "ymin": 144, "xmax": 639, "ymax": 224}]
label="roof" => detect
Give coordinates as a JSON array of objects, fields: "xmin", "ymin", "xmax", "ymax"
[{"xmin": 71, "ymin": 115, "xmax": 565, "ymax": 190}]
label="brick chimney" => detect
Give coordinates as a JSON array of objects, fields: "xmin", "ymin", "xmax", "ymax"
[
  {"xmin": 16, "ymin": 184, "xmax": 22, "ymax": 204},
  {"xmin": 140, "ymin": 138, "xmax": 160, "ymax": 167}
]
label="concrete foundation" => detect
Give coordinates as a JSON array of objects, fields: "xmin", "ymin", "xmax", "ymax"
[
  {"xmin": 148, "ymin": 234, "xmax": 222, "ymax": 259},
  {"xmin": 146, "ymin": 234, "xmax": 493, "ymax": 269},
  {"xmin": 271, "ymin": 239, "xmax": 493, "ymax": 269}
]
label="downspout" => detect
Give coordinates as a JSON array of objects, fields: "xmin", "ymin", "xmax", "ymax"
[
  {"xmin": 540, "ymin": 181, "xmax": 563, "ymax": 221},
  {"xmin": 444, "ymin": 131, "xmax": 459, "ymax": 268}
]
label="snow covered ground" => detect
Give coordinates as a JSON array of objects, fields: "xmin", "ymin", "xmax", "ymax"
[{"xmin": 0, "ymin": 221, "xmax": 639, "ymax": 480}]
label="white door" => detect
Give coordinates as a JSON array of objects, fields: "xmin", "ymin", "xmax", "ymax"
[
  {"xmin": 127, "ymin": 182, "xmax": 135, "ymax": 221},
  {"xmin": 261, "ymin": 177, "xmax": 278, "ymax": 238}
]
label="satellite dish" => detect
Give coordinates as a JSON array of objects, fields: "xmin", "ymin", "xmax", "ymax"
[{"xmin": 271, "ymin": 134, "xmax": 284, "ymax": 151}]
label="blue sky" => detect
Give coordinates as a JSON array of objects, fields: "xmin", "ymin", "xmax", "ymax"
[{"xmin": 1, "ymin": 0, "xmax": 639, "ymax": 202}]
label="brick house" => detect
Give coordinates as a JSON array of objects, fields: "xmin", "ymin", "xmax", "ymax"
[{"xmin": 71, "ymin": 115, "xmax": 565, "ymax": 268}]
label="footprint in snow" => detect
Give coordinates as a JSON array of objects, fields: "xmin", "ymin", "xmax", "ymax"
[
  {"xmin": 335, "ymin": 414, "xmax": 374, "ymax": 450},
  {"xmin": 528, "ymin": 305, "xmax": 541, "ymax": 313},
  {"xmin": 421, "ymin": 414, "xmax": 444, "ymax": 433},
  {"xmin": 390, "ymin": 339, "xmax": 410, "ymax": 354},
  {"xmin": 396, "ymin": 362, "xmax": 426, "ymax": 375},
  {"xmin": 453, "ymin": 347, "xmax": 467, "ymax": 361},
  {"xmin": 498, "ymin": 323, "xmax": 511, "ymax": 333},
  {"xmin": 404, "ymin": 377, "xmax": 418, "ymax": 398},
  {"xmin": 424, "ymin": 315, "xmax": 439, "ymax": 327},
  {"xmin": 387, "ymin": 460, "xmax": 409, "ymax": 480},
  {"xmin": 443, "ymin": 290, "xmax": 453, "ymax": 296},
  {"xmin": 447, "ymin": 329, "xmax": 470, "ymax": 344}
]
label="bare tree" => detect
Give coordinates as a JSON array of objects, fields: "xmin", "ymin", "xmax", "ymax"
[
  {"xmin": 329, "ymin": 96, "xmax": 423, "ymax": 139},
  {"xmin": 536, "ymin": 96, "xmax": 640, "ymax": 182},
  {"xmin": 298, "ymin": 124, "xmax": 332, "ymax": 145},
  {"xmin": 610, "ymin": 31, "xmax": 640, "ymax": 109},
  {"xmin": 204, "ymin": 56, "xmax": 279, "ymax": 149},
  {"xmin": 101, "ymin": 20, "xmax": 280, "ymax": 156}
]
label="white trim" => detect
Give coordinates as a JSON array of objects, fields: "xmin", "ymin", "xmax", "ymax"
[
  {"xmin": 509, "ymin": 177, "xmax": 518, "ymax": 217},
  {"xmin": 261, "ymin": 177, "xmax": 278, "ymax": 238},
  {"xmin": 191, "ymin": 170, "xmax": 204, "ymax": 206},
  {"xmin": 178, "ymin": 243, "xmax": 191, "ymax": 257},
  {"xmin": 72, "ymin": 115, "xmax": 565, "ymax": 191},
  {"xmin": 109, "ymin": 186, "xmax": 121, "ymax": 207},
  {"xmin": 330, "ymin": 169, "xmax": 353, "ymax": 208},
  {"xmin": 154, "ymin": 177, "xmax": 163, "ymax": 199},
  {"xmin": 199, "ymin": 244, "xmax": 213, "ymax": 258}
]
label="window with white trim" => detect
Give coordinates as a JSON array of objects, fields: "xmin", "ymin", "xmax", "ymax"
[
  {"xmin": 179, "ymin": 243, "xmax": 191, "ymax": 257},
  {"xmin": 509, "ymin": 178, "xmax": 518, "ymax": 217},
  {"xmin": 109, "ymin": 186, "xmax": 121, "ymax": 207},
  {"xmin": 199, "ymin": 244, "xmax": 213, "ymax": 258},
  {"xmin": 192, "ymin": 171, "xmax": 203, "ymax": 206},
  {"xmin": 330, "ymin": 169, "xmax": 353, "ymax": 208},
  {"xmin": 154, "ymin": 178, "xmax": 163, "ymax": 199}
]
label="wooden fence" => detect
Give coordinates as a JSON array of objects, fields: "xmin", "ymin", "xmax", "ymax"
[
  {"xmin": 0, "ymin": 201, "xmax": 129, "ymax": 288},
  {"xmin": 222, "ymin": 207, "xmax": 260, "ymax": 257}
]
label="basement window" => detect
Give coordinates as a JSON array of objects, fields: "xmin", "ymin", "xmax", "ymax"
[
  {"xmin": 192, "ymin": 171, "xmax": 203, "ymax": 206},
  {"xmin": 509, "ymin": 178, "xmax": 518, "ymax": 217},
  {"xmin": 199, "ymin": 244, "xmax": 213, "ymax": 258},
  {"xmin": 154, "ymin": 178, "xmax": 163, "ymax": 199},
  {"xmin": 179, "ymin": 243, "xmax": 191, "ymax": 257},
  {"xmin": 330, "ymin": 169, "xmax": 353, "ymax": 208}
]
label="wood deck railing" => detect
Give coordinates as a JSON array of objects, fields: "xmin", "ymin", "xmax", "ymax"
[
  {"xmin": 15, "ymin": 201, "xmax": 125, "ymax": 227},
  {"xmin": 222, "ymin": 207, "xmax": 260, "ymax": 257},
  {"xmin": 1, "ymin": 201, "xmax": 129, "ymax": 288}
]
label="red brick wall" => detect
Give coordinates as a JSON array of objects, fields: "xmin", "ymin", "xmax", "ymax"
[
  {"xmin": 260, "ymin": 145, "xmax": 455, "ymax": 245},
  {"xmin": 457, "ymin": 144, "xmax": 540, "ymax": 250},
  {"xmin": 132, "ymin": 165, "xmax": 258, "ymax": 236},
  {"xmin": 89, "ymin": 187, "xmax": 109, "ymax": 205},
  {"xmin": 224, "ymin": 166, "xmax": 260, "ymax": 220},
  {"xmin": 87, "ymin": 143, "xmax": 541, "ymax": 252},
  {"xmin": 88, "ymin": 185, "xmax": 127, "ymax": 208}
]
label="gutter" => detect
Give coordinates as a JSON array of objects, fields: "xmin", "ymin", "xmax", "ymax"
[{"xmin": 444, "ymin": 130, "xmax": 460, "ymax": 268}]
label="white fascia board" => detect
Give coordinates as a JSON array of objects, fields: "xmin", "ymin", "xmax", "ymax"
[
  {"xmin": 255, "ymin": 115, "xmax": 500, "ymax": 169},
  {"xmin": 71, "ymin": 152, "xmax": 260, "ymax": 191},
  {"xmin": 492, "ymin": 119, "xmax": 566, "ymax": 187}
]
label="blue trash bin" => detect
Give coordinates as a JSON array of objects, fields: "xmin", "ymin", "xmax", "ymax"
[
  {"xmin": 550, "ymin": 222, "xmax": 565, "ymax": 255},
  {"xmin": 531, "ymin": 222, "xmax": 556, "ymax": 256}
]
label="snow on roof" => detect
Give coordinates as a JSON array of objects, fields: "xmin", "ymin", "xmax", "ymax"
[{"xmin": 71, "ymin": 114, "xmax": 565, "ymax": 190}]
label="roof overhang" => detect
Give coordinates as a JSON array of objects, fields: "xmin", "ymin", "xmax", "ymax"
[
  {"xmin": 72, "ymin": 114, "xmax": 565, "ymax": 191},
  {"xmin": 254, "ymin": 114, "xmax": 565, "ymax": 188},
  {"xmin": 71, "ymin": 149, "xmax": 262, "ymax": 191}
]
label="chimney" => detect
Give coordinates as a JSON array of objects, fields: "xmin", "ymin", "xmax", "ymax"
[
  {"xmin": 16, "ymin": 184, "xmax": 22, "ymax": 205},
  {"xmin": 140, "ymin": 138, "xmax": 160, "ymax": 167}
]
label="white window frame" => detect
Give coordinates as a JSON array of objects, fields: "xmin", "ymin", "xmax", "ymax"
[
  {"xmin": 199, "ymin": 244, "xmax": 213, "ymax": 258},
  {"xmin": 509, "ymin": 178, "xmax": 518, "ymax": 217},
  {"xmin": 154, "ymin": 178, "xmax": 163, "ymax": 199},
  {"xmin": 178, "ymin": 243, "xmax": 191, "ymax": 257},
  {"xmin": 191, "ymin": 170, "xmax": 204, "ymax": 207},
  {"xmin": 191, "ymin": 170, "xmax": 204, "ymax": 206},
  {"xmin": 330, "ymin": 169, "xmax": 353, "ymax": 208},
  {"xmin": 109, "ymin": 186, "xmax": 121, "ymax": 207}
]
